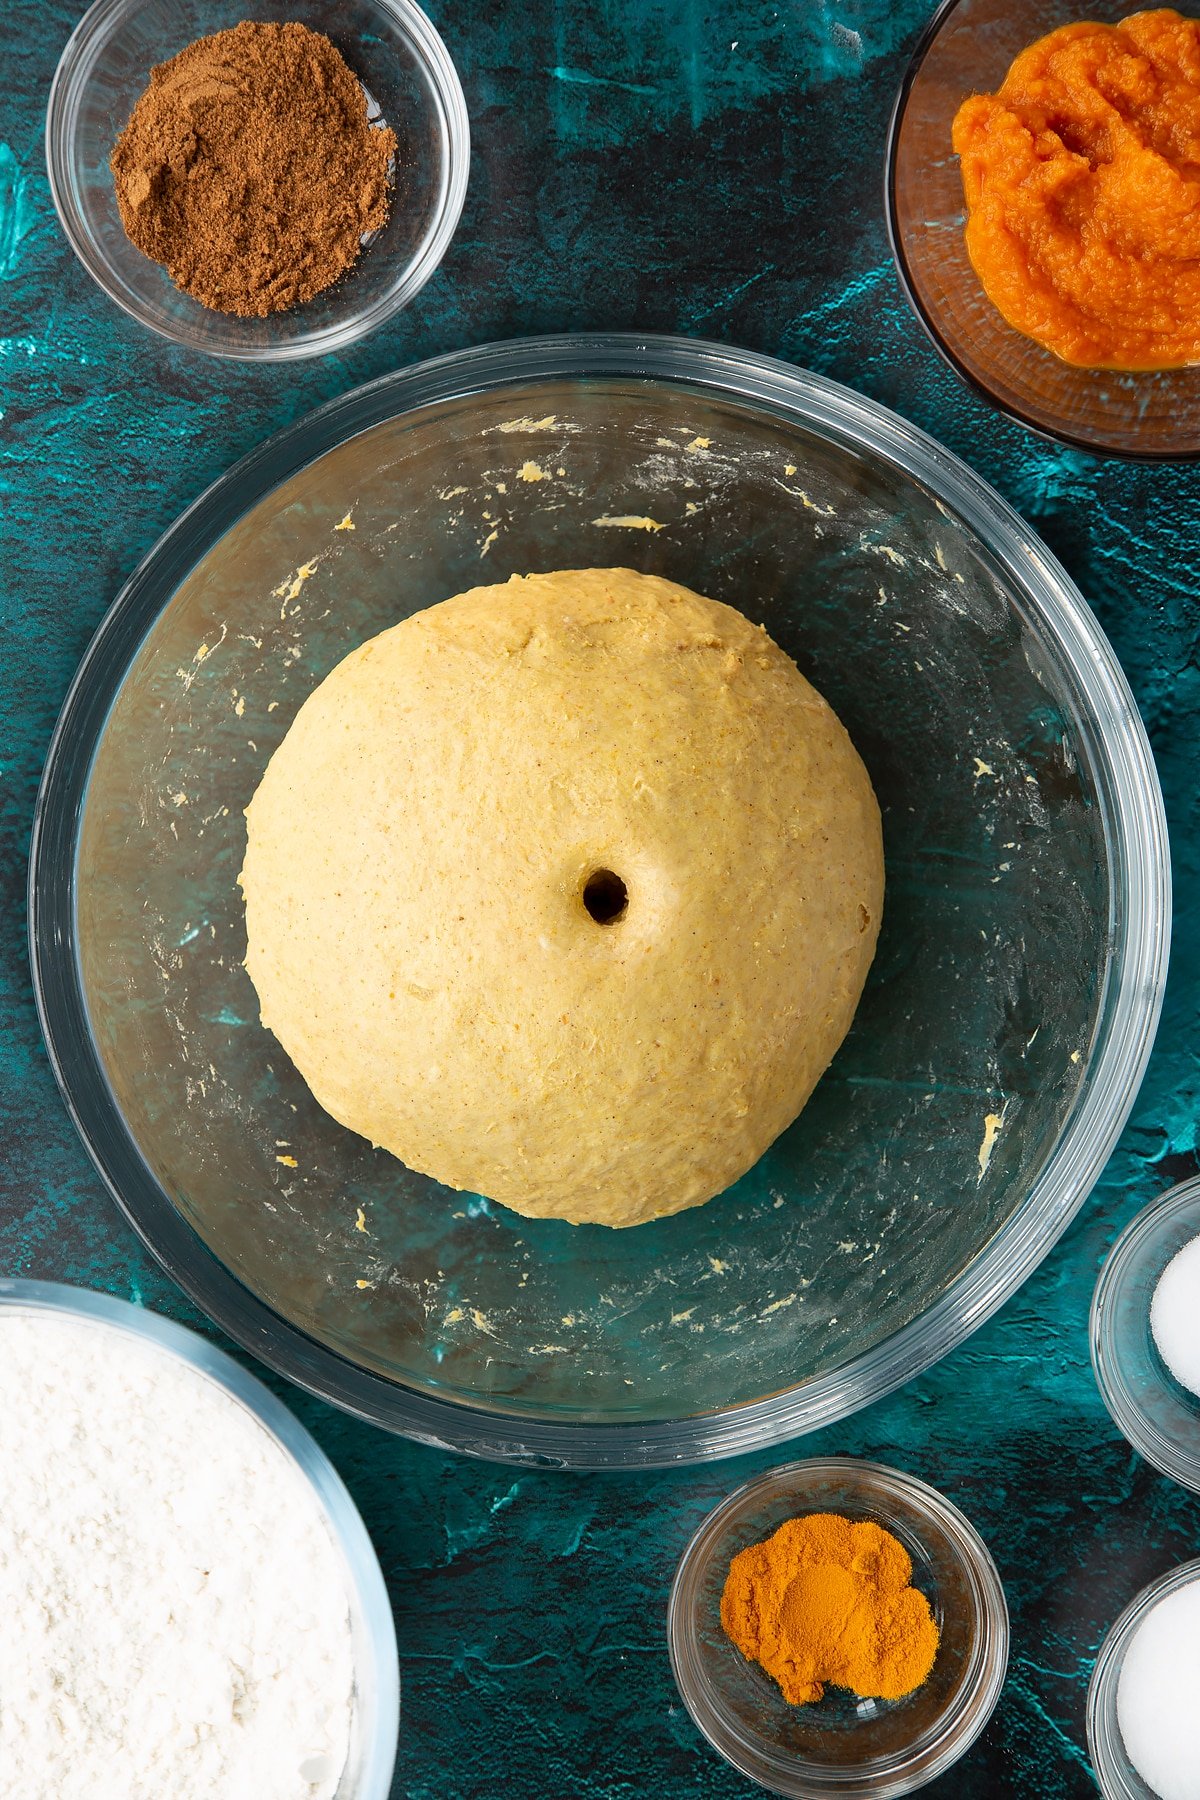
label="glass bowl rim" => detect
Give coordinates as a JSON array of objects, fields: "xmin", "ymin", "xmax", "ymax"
[
  {"xmin": 1086, "ymin": 1553, "xmax": 1200, "ymax": 1799},
  {"xmin": 28, "ymin": 330, "xmax": 1171, "ymax": 1468},
  {"xmin": 1090, "ymin": 1175, "xmax": 1200, "ymax": 1494},
  {"xmin": 43, "ymin": 0, "xmax": 471, "ymax": 363},
  {"xmin": 666, "ymin": 1455, "xmax": 1010, "ymax": 1797},
  {"xmin": 883, "ymin": 0, "xmax": 1200, "ymax": 464},
  {"xmin": 0, "ymin": 1275, "xmax": 400, "ymax": 1798}
]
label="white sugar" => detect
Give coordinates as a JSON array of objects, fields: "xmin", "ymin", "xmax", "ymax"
[
  {"xmin": 1118, "ymin": 1579, "xmax": 1200, "ymax": 1800},
  {"xmin": 1151, "ymin": 1233, "xmax": 1200, "ymax": 1397},
  {"xmin": 0, "ymin": 1310, "xmax": 354, "ymax": 1800}
]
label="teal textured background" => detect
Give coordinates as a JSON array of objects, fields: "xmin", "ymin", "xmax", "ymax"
[{"xmin": 3, "ymin": 1, "xmax": 1199, "ymax": 1794}]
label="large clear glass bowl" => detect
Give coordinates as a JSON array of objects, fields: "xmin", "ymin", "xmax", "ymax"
[{"xmin": 29, "ymin": 334, "xmax": 1170, "ymax": 1467}]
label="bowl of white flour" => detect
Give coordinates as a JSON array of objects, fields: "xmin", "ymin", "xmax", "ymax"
[{"xmin": 0, "ymin": 1279, "xmax": 398, "ymax": 1800}]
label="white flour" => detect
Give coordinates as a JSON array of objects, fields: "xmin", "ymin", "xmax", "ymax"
[{"xmin": 0, "ymin": 1310, "xmax": 355, "ymax": 1800}]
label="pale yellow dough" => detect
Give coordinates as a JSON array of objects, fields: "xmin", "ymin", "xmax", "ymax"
[{"xmin": 239, "ymin": 569, "xmax": 883, "ymax": 1227}]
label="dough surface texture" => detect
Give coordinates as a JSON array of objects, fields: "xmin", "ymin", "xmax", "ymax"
[{"xmin": 240, "ymin": 568, "xmax": 883, "ymax": 1227}]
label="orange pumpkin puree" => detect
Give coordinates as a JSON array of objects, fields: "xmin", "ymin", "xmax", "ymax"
[{"xmin": 953, "ymin": 9, "xmax": 1200, "ymax": 369}]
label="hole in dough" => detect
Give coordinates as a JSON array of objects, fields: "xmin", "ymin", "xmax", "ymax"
[{"xmin": 582, "ymin": 868, "xmax": 628, "ymax": 925}]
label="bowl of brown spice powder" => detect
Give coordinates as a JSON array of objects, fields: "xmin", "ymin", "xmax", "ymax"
[{"xmin": 46, "ymin": 0, "xmax": 469, "ymax": 358}]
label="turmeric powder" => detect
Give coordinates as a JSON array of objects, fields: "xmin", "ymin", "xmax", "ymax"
[{"xmin": 720, "ymin": 1512, "xmax": 939, "ymax": 1705}]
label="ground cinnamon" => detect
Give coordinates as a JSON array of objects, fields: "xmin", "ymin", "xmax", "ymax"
[
  {"xmin": 721, "ymin": 1512, "xmax": 939, "ymax": 1705},
  {"xmin": 110, "ymin": 21, "xmax": 397, "ymax": 318}
]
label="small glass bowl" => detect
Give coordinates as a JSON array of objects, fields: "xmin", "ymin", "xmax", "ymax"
[
  {"xmin": 1087, "ymin": 1557, "xmax": 1200, "ymax": 1800},
  {"xmin": 0, "ymin": 1278, "xmax": 400, "ymax": 1799},
  {"xmin": 1091, "ymin": 1177, "xmax": 1200, "ymax": 1494},
  {"xmin": 46, "ymin": 0, "xmax": 469, "ymax": 360},
  {"xmin": 668, "ymin": 1458, "xmax": 1008, "ymax": 1797},
  {"xmin": 885, "ymin": 0, "xmax": 1200, "ymax": 459}
]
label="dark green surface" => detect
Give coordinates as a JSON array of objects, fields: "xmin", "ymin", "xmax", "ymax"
[{"xmin": 2, "ymin": 2, "xmax": 1198, "ymax": 1794}]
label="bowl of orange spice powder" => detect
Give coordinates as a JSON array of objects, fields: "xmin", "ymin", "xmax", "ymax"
[
  {"xmin": 886, "ymin": 0, "xmax": 1200, "ymax": 457},
  {"xmin": 668, "ymin": 1459, "xmax": 1008, "ymax": 1798}
]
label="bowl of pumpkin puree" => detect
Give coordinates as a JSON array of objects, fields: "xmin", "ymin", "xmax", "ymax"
[{"xmin": 887, "ymin": 0, "xmax": 1200, "ymax": 458}]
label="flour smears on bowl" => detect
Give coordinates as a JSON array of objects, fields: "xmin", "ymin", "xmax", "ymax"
[{"xmin": 0, "ymin": 1309, "xmax": 354, "ymax": 1800}]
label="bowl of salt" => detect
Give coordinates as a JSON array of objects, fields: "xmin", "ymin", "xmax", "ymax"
[
  {"xmin": 1091, "ymin": 1175, "xmax": 1200, "ymax": 1495},
  {"xmin": 1088, "ymin": 1556, "xmax": 1200, "ymax": 1800}
]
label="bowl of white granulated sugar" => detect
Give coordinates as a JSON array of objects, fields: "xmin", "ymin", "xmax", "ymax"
[{"xmin": 0, "ymin": 1279, "xmax": 398, "ymax": 1800}]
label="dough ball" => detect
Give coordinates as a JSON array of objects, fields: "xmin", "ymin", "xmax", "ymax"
[{"xmin": 239, "ymin": 569, "xmax": 883, "ymax": 1227}]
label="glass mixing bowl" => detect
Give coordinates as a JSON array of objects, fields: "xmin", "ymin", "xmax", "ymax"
[
  {"xmin": 30, "ymin": 334, "xmax": 1170, "ymax": 1467},
  {"xmin": 46, "ymin": 0, "xmax": 469, "ymax": 360}
]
